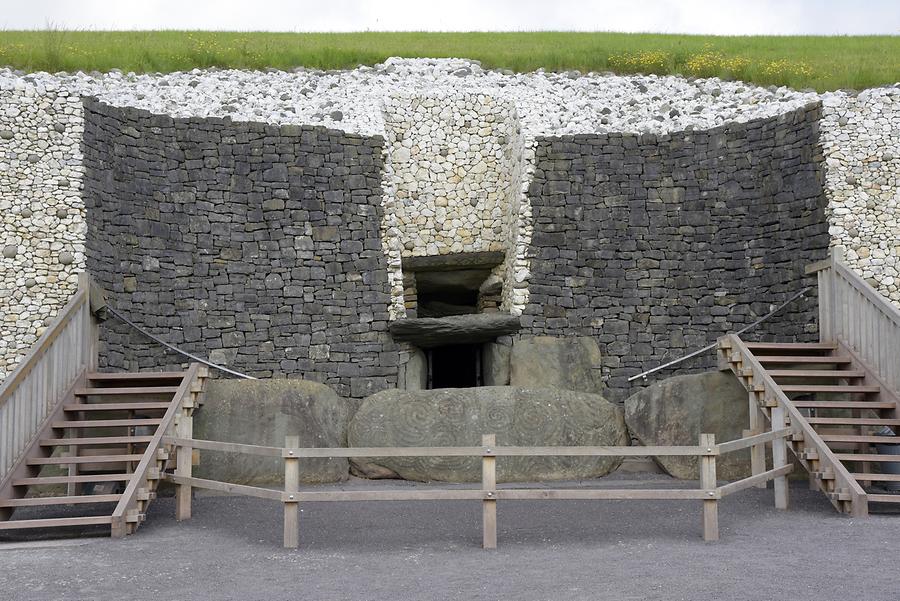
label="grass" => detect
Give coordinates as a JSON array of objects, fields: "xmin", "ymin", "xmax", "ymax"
[{"xmin": 0, "ymin": 30, "xmax": 898, "ymax": 91}]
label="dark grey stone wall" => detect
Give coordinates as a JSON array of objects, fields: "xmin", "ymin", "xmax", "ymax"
[
  {"xmin": 522, "ymin": 103, "xmax": 829, "ymax": 400},
  {"xmin": 82, "ymin": 98, "xmax": 398, "ymax": 399}
]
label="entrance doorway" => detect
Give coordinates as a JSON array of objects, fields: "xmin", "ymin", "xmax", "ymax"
[{"xmin": 427, "ymin": 344, "xmax": 483, "ymax": 389}]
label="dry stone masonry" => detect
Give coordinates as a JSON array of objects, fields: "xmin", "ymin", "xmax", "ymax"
[
  {"xmin": 82, "ymin": 99, "xmax": 398, "ymax": 399},
  {"xmin": 522, "ymin": 104, "xmax": 829, "ymax": 398},
  {"xmin": 1, "ymin": 58, "xmax": 899, "ymax": 393},
  {"xmin": 820, "ymin": 87, "xmax": 900, "ymax": 303},
  {"xmin": 0, "ymin": 76, "xmax": 85, "ymax": 377}
]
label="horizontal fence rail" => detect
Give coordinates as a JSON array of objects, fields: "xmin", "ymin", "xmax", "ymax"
[
  {"xmin": 0, "ymin": 276, "xmax": 96, "ymax": 486},
  {"xmin": 808, "ymin": 246, "xmax": 900, "ymax": 396},
  {"xmin": 163, "ymin": 429, "xmax": 794, "ymax": 548}
]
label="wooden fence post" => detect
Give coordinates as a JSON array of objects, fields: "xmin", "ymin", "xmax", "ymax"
[
  {"xmin": 771, "ymin": 405, "xmax": 790, "ymax": 510},
  {"xmin": 175, "ymin": 409, "xmax": 193, "ymax": 521},
  {"xmin": 283, "ymin": 435, "xmax": 300, "ymax": 549},
  {"xmin": 482, "ymin": 434, "xmax": 497, "ymax": 550},
  {"xmin": 700, "ymin": 433, "xmax": 718, "ymax": 542},
  {"xmin": 747, "ymin": 389, "xmax": 766, "ymax": 488}
]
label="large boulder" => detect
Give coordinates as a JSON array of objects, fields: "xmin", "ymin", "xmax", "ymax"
[
  {"xmin": 348, "ymin": 386, "xmax": 627, "ymax": 483},
  {"xmin": 194, "ymin": 379, "xmax": 352, "ymax": 485},
  {"xmin": 624, "ymin": 371, "xmax": 750, "ymax": 480},
  {"xmin": 509, "ymin": 336, "xmax": 604, "ymax": 394}
]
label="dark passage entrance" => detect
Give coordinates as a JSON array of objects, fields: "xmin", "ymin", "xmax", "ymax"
[{"xmin": 427, "ymin": 344, "xmax": 482, "ymax": 389}]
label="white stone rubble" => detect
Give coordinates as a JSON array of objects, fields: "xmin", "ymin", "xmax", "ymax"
[{"xmin": 1, "ymin": 57, "xmax": 821, "ymax": 138}]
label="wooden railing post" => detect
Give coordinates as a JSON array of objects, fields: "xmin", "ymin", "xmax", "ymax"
[
  {"xmin": 746, "ymin": 387, "xmax": 766, "ymax": 488},
  {"xmin": 771, "ymin": 404, "xmax": 790, "ymax": 510},
  {"xmin": 482, "ymin": 434, "xmax": 497, "ymax": 550},
  {"xmin": 283, "ymin": 435, "xmax": 300, "ymax": 549},
  {"xmin": 77, "ymin": 272, "xmax": 99, "ymax": 372},
  {"xmin": 700, "ymin": 433, "xmax": 718, "ymax": 542},
  {"xmin": 175, "ymin": 408, "xmax": 193, "ymax": 521}
]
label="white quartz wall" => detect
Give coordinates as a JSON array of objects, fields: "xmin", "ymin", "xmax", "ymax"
[
  {"xmin": 380, "ymin": 92, "xmax": 531, "ymax": 317},
  {"xmin": 820, "ymin": 87, "xmax": 900, "ymax": 304},
  {"xmin": 0, "ymin": 80, "xmax": 86, "ymax": 379}
]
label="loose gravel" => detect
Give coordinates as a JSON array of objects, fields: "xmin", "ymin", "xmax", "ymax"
[{"xmin": 1, "ymin": 475, "xmax": 899, "ymax": 601}]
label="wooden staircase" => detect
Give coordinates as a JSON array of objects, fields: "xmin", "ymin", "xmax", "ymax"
[
  {"xmin": 719, "ymin": 336, "xmax": 900, "ymax": 516},
  {"xmin": 0, "ymin": 366, "xmax": 207, "ymax": 537}
]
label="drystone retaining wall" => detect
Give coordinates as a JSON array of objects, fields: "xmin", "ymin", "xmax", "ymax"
[
  {"xmin": 82, "ymin": 98, "xmax": 400, "ymax": 399},
  {"xmin": 820, "ymin": 88, "xmax": 900, "ymax": 303},
  {"xmin": 521, "ymin": 103, "xmax": 830, "ymax": 399},
  {"xmin": 0, "ymin": 81, "xmax": 85, "ymax": 379}
]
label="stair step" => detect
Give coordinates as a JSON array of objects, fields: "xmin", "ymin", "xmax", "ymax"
[
  {"xmin": 28, "ymin": 454, "xmax": 145, "ymax": 466},
  {"xmin": 835, "ymin": 454, "xmax": 900, "ymax": 463},
  {"xmin": 88, "ymin": 371, "xmax": 185, "ymax": 382},
  {"xmin": 820, "ymin": 435, "xmax": 900, "ymax": 444},
  {"xmin": 0, "ymin": 494, "xmax": 122, "ymax": 508},
  {"xmin": 52, "ymin": 418, "xmax": 163, "ymax": 429},
  {"xmin": 851, "ymin": 473, "xmax": 900, "ymax": 482},
  {"xmin": 827, "ymin": 490, "xmax": 853, "ymax": 502},
  {"xmin": 64, "ymin": 402, "xmax": 172, "ymax": 412},
  {"xmin": 808, "ymin": 417, "xmax": 900, "ymax": 426},
  {"xmin": 13, "ymin": 473, "xmax": 133, "ymax": 486},
  {"xmin": 780, "ymin": 385, "xmax": 881, "ymax": 393},
  {"xmin": 0, "ymin": 516, "xmax": 113, "ymax": 530},
  {"xmin": 792, "ymin": 401, "xmax": 896, "ymax": 409},
  {"xmin": 746, "ymin": 342, "xmax": 837, "ymax": 351},
  {"xmin": 757, "ymin": 356, "xmax": 852, "ymax": 364},
  {"xmin": 40, "ymin": 436, "xmax": 154, "ymax": 447},
  {"xmin": 75, "ymin": 387, "xmax": 179, "ymax": 396},
  {"xmin": 768, "ymin": 370, "xmax": 866, "ymax": 378},
  {"xmin": 868, "ymin": 494, "xmax": 900, "ymax": 504}
]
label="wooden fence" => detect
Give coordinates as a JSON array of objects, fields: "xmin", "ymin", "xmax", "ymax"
[{"xmin": 163, "ymin": 429, "xmax": 793, "ymax": 548}]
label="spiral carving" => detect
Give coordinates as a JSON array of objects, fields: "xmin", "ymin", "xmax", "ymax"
[{"xmin": 348, "ymin": 387, "xmax": 627, "ymax": 483}]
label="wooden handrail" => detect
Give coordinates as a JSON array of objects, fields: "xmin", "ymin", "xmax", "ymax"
[
  {"xmin": 727, "ymin": 333, "xmax": 868, "ymax": 515},
  {"xmin": 832, "ymin": 257, "xmax": 900, "ymax": 327},
  {"xmin": 161, "ymin": 437, "xmax": 718, "ymax": 458},
  {"xmin": 0, "ymin": 287, "xmax": 87, "ymax": 408},
  {"xmin": 0, "ymin": 275, "xmax": 97, "ymax": 485},
  {"xmin": 111, "ymin": 362, "xmax": 202, "ymax": 536},
  {"xmin": 810, "ymin": 246, "xmax": 900, "ymax": 396}
]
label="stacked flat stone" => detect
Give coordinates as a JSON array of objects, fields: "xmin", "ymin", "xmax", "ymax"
[
  {"xmin": 523, "ymin": 104, "xmax": 828, "ymax": 398},
  {"xmin": 82, "ymin": 99, "xmax": 397, "ymax": 399}
]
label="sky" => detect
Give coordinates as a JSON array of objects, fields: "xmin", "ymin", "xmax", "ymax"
[{"xmin": 1, "ymin": 0, "xmax": 898, "ymax": 35}]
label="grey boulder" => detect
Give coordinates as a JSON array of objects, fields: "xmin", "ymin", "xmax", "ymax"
[
  {"xmin": 348, "ymin": 386, "xmax": 627, "ymax": 483},
  {"xmin": 509, "ymin": 336, "xmax": 604, "ymax": 394},
  {"xmin": 624, "ymin": 371, "xmax": 751, "ymax": 480},
  {"xmin": 194, "ymin": 378, "xmax": 353, "ymax": 485}
]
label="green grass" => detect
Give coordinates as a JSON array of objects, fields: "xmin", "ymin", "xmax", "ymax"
[{"xmin": 0, "ymin": 30, "xmax": 898, "ymax": 91}]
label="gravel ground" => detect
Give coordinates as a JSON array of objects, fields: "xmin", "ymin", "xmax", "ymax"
[{"xmin": 1, "ymin": 474, "xmax": 899, "ymax": 601}]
